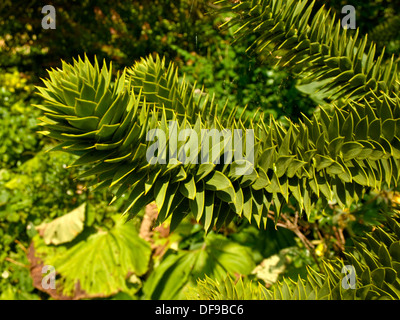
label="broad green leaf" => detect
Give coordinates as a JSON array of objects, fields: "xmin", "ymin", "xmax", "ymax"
[
  {"xmin": 36, "ymin": 203, "xmax": 86, "ymax": 245},
  {"xmin": 33, "ymin": 216, "xmax": 151, "ymax": 298}
]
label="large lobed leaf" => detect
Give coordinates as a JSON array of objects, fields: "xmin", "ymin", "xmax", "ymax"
[
  {"xmin": 36, "ymin": 203, "xmax": 86, "ymax": 245},
  {"xmin": 31, "ymin": 215, "xmax": 151, "ymax": 298}
]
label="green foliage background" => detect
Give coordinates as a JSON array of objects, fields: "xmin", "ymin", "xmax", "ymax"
[{"xmin": 1, "ymin": 0, "xmax": 400, "ymax": 300}]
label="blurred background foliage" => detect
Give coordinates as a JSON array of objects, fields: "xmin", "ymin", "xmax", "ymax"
[{"xmin": 0, "ymin": 0, "xmax": 400, "ymax": 300}]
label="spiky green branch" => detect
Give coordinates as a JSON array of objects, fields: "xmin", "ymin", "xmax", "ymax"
[
  {"xmin": 35, "ymin": 52, "xmax": 400, "ymax": 232},
  {"xmin": 216, "ymin": 0, "xmax": 399, "ymax": 101}
]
